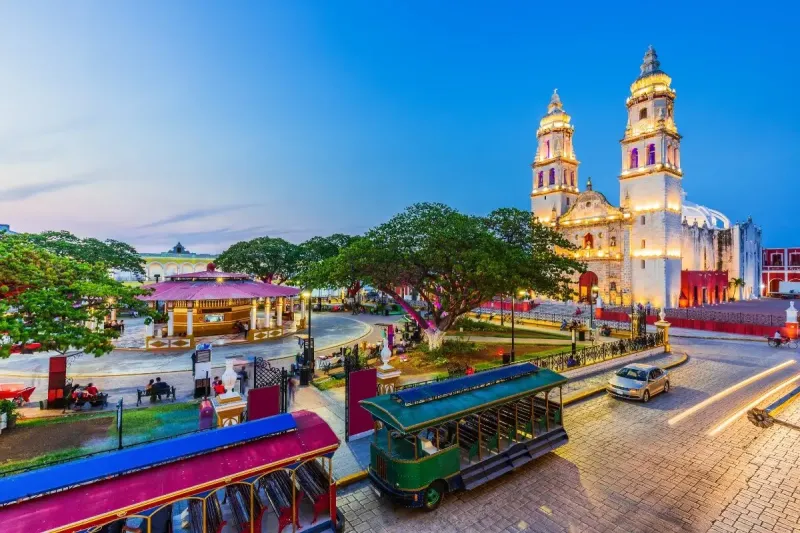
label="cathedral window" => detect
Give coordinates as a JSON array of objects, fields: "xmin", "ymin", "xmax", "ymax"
[
  {"xmin": 641, "ymin": 260, "xmax": 646, "ymax": 269},
  {"xmin": 566, "ymin": 198, "xmax": 570, "ymax": 207},
  {"xmin": 563, "ymin": 169, "xmax": 568, "ymax": 184},
  {"xmin": 610, "ymin": 236, "xmax": 617, "ymax": 247},
  {"xmin": 570, "ymin": 171, "xmax": 575, "ymax": 186},
  {"xmin": 641, "ymin": 239, "xmax": 646, "ymax": 249},
  {"xmin": 610, "ymin": 282, "xmax": 617, "ymax": 292},
  {"xmin": 546, "ymin": 141, "xmax": 551, "ymax": 158},
  {"xmin": 639, "ymin": 108, "xmax": 647, "ymax": 120},
  {"xmin": 548, "ymin": 168, "xmax": 556, "ymax": 185},
  {"xmin": 647, "ymin": 144, "xmax": 656, "ymax": 165},
  {"xmin": 584, "ymin": 234, "xmax": 594, "ymax": 249},
  {"xmin": 630, "ymin": 148, "xmax": 639, "ymax": 169},
  {"xmin": 538, "ymin": 171, "xmax": 544, "ymax": 187},
  {"xmin": 640, "ymin": 215, "xmax": 646, "ymax": 225},
  {"xmin": 667, "ymin": 145, "xmax": 674, "ymax": 165}
]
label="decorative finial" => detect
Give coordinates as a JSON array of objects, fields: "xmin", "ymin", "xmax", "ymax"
[
  {"xmin": 640, "ymin": 45, "xmax": 661, "ymax": 77},
  {"xmin": 547, "ymin": 88, "xmax": 563, "ymax": 113},
  {"xmin": 586, "ymin": 176, "xmax": 593, "ymax": 191}
]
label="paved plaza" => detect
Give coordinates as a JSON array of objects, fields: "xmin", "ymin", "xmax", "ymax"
[{"xmin": 336, "ymin": 337, "xmax": 800, "ymax": 533}]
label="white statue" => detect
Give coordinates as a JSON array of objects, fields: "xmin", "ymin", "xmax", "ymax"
[
  {"xmin": 380, "ymin": 340, "xmax": 393, "ymax": 370},
  {"xmin": 221, "ymin": 359, "xmax": 238, "ymax": 392}
]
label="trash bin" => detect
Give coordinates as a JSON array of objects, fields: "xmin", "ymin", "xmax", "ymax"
[
  {"xmin": 299, "ymin": 365, "xmax": 311, "ymax": 386},
  {"xmin": 199, "ymin": 399, "xmax": 214, "ymax": 430},
  {"xmin": 502, "ymin": 352, "xmax": 511, "ymax": 365}
]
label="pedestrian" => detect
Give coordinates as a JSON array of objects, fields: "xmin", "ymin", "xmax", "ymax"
[
  {"xmin": 287, "ymin": 377, "xmax": 297, "ymax": 407},
  {"xmin": 237, "ymin": 366, "xmax": 248, "ymax": 395}
]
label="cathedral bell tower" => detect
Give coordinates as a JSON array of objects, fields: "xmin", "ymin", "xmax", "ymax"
[
  {"xmin": 621, "ymin": 46, "xmax": 684, "ymax": 308},
  {"xmin": 531, "ymin": 89, "xmax": 580, "ymax": 223}
]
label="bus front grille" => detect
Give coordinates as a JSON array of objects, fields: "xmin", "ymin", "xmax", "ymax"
[{"xmin": 376, "ymin": 453, "xmax": 387, "ymax": 480}]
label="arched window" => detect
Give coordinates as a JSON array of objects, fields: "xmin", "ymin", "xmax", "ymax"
[
  {"xmin": 584, "ymin": 233, "xmax": 594, "ymax": 249},
  {"xmin": 537, "ymin": 171, "xmax": 543, "ymax": 187},
  {"xmin": 641, "ymin": 215, "xmax": 646, "ymax": 225},
  {"xmin": 675, "ymin": 148, "xmax": 681, "ymax": 167},
  {"xmin": 563, "ymin": 169, "xmax": 568, "ymax": 184},
  {"xmin": 667, "ymin": 145, "xmax": 673, "ymax": 165},
  {"xmin": 610, "ymin": 236, "xmax": 617, "ymax": 247},
  {"xmin": 548, "ymin": 168, "xmax": 555, "ymax": 185},
  {"xmin": 630, "ymin": 148, "xmax": 639, "ymax": 169},
  {"xmin": 610, "ymin": 282, "xmax": 617, "ymax": 292},
  {"xmin": 546, "ymin": 141, "xmax": 551, "ymax": 158},
  {"xmin": 647, "ymin": 144, "xmax": 656, "ymax": 165},
  {"xmin": 566, "ymin": 198, "xmax": 570, "ymax": 207},
  {"xmin": 641, "ymin": 239, "xmax": 646, "ymax": 249},
  {"xmin": 570, "ymin": 170, "xmax": 575, "ymax": 186},
  {"xmin": 639, "ymin": 108, "xmax": 647, "ymax": 120}
]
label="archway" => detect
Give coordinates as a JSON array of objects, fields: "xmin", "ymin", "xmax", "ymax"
[
  {"xmin": 578, "ymin": 271, "xmax": 598, "ymax": 303},
  {"xmin": 769, "ymin": 278, "xmax": 781, "ymax": 294}
]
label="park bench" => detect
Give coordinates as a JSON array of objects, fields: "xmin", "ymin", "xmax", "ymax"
[
  {"xmin": 258, "ymin": 470, "xmax": 302, "ymax": 533},
  {"xmin": 295, "ymin": 459, "xmax": 331, "ymax": 524},
  {"xmin": 69, "ymin": 390, "xmax": 108, "ymax": 410},
  {"xmin": 136, "ymin": 382, "xmax": 176, "ymax": 406}
]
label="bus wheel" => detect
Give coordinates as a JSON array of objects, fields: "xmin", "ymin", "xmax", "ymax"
[{"xmin": 423, "ymin": 481, "xmax": 445, "ymax": 511}]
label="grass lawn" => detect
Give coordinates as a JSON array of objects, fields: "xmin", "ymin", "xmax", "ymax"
[
  {"xmin": 451, "ymin": 329, "xmax": 568, "ymax": 340},
  {"xmin": 1, "ymin": 402, "xmax": 202, "ymax": 476}
]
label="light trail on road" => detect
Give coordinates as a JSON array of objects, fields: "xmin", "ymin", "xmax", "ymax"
[
  {"xmin": 667, "ymin": 359, "xmax": 796, "ymax": 426},
  {"xmin": 708, "ymin": 372, "xmax": 800, "ymax": 436}
]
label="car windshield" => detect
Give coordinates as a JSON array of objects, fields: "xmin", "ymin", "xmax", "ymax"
[{"xmin": 616, "ymin": 367, "xmax": 648, "ymax": 381}]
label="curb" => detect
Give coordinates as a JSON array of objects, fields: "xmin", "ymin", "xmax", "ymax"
[
  {"xmin": 334, "ymin": 351, "xmax": 691, "ymax": 490},
  {"xmin": 337, "ymin": 470, "xmax": 369, "ymax": 488}
]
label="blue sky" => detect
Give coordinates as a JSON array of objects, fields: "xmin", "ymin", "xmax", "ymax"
[{"xmin": 0, "ymin": 2, "xmax": 796, "ymax": 252}]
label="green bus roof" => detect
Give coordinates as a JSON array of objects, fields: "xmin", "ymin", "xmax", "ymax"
[{"xmin": 360, "ymin": 364, "xmax": 567, "ymax": 433}]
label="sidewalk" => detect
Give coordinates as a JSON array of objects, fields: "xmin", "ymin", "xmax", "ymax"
[{"xmin": 646, "ymin": 324, "xmax": 763, "ymax": 342}]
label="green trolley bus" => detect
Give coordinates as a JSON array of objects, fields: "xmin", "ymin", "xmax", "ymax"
[{"xmin": 360, "ymin": 362, "xmax": 568, "ymax": 510}]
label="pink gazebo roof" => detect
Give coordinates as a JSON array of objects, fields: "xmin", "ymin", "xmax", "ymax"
[
  {"xmin": 167, "ymin": 270, "xmax": 251, "ymax": 281},
  {"xmin": 139, "ymin": 280, "xmax": 300, "ymax": 302}
]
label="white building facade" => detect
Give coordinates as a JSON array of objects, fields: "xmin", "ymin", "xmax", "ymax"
[{"xmin": 531, "ymin": 47, "xmax": 762, "ymax": 309}]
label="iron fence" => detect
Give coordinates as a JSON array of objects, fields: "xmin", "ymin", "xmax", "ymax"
[
  {"xmin": 602, "ymin": 305, "xmax": 784, "ymax": 326},
  {"xmin": 397, "ymin": 331, "xmax": 665, "ymax": 392},
  {"xmin": 472, "ymin": 307, "xmax": 630, "ymax": 332}
]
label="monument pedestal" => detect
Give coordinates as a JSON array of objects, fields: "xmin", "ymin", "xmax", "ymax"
[
  {"xmin": 211, "ymin": 392, "xmax": 246, "ymax": 427},
  {"xmin": 655, "ymin": 310, "xmax": 672, "ymax": 353},
  {"xmin": 377, "ymin": 365, "xmax": 401, "ymax": 395}
]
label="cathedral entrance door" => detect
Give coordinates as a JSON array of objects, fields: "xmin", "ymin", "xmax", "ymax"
[{"xmin": 578, "ymin": 271, "xmax": 599, "ymax": 303}]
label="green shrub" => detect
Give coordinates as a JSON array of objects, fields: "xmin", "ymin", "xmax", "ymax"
[
  {"xmin": 419, "ymin": 338, "xmax": 480, "ymax": 363},
  {"xmin": 454, "ymin": 317, "xmax": 508, "ymax": 333}
]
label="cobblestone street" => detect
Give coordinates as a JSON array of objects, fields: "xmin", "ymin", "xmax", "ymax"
[{"xmin": 337, "ymin": 338, "xmax": 800, "ymax": 533}]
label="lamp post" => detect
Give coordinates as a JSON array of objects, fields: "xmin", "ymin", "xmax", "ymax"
[
  {"xmin": 302, "ymin": 290, "xmax": 312, "ymax": 368},
  {"xmin": 511, "ymin": 290, "xmax": 527, "ymax": 363},
  {"xmin": 589, "ymin": 285, "xmax": 599, "ymax": 329}
]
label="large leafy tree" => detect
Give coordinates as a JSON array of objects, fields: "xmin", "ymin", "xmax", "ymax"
[
  {"xmin": 340, "ymin": 203, "xmax": 582, "ymax": 348},
  {"xmin": 295, "ymin": 235, "xmax": 364, "ymax": 298},
  {"xmin": 216, "ymin": 236, "xmax": 300, "ymax": 284},
  {"xmin": 0, "ymin": 235, "xmax": 152, "ymax": 358},
  {"xmin": 21, "ymin": 230, "xmax": 145, "ymax": 276}
]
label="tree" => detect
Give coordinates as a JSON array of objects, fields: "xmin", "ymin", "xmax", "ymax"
[
  {"xmin": 340, "ymin": 203, "xmax": 583, "ymax": 348},
  {"xmin": 0, "ymin": 235, "xmax": 152, "ymax": 358},
  {"xmin": 216, "ymin": 237, "xmax": 300, "ymax": 284},
  {"xmin": 294, "ymin": 234, "xmax": 364, "ymax": 297},
  {"xmin": 728, "ymin": 277, "xmax": 745, "ymax": 300},
  {"xmin": 21, "ymin": 230, "xmax": 145, "ymax": 276}
]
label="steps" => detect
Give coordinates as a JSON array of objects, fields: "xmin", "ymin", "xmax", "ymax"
[{"xmin": 460, "ymin": 428, "xmax": 569, "ymax": 490}]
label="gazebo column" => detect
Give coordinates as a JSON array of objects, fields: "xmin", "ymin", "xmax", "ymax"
[
  {"xmin": 250, "ymin": 299, "xmax": 258, "ymax": 331},
  {"xmin": 301, "ymin": 296, "xmax": 306, "ymax": 318},
  {"xmin": 276, "ymin": 297, "xmax": 283, "ymax": 327},
  {"xmin": 167, "ymin": 303, "xmax": 175, "ymax": 337},
  {"xmin": 265, "ymin": 298, "xmax": 272, "ymax": 328},
  {"xmin": 186, "ymin": 302, "xmax": 194, "ymax": 336}
]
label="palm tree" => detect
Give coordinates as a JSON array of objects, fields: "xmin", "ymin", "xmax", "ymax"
[{"xmin": 728, "ymin": 278, "xmax": 745, "ymax": 301}]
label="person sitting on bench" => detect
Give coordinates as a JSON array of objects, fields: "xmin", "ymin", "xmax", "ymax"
[
  {"xmin": 213, "ymin": 376, "xmax": 226, "ymax": 396},
  {"xmin": 151, "ymin": 377, "xmax": 170, "ymax": 400},
  {"xmin": 86, "ymin": 382, "xmax": 99, "ymax": 398}
]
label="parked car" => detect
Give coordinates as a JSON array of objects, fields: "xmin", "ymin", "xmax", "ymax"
[
  {"xmin": 9, "ymin": 342, "xmax": 42, "ymax": 354},
  {"xmin": 606, "ymin": 363, "xmax": 669, "ymax": 403}
]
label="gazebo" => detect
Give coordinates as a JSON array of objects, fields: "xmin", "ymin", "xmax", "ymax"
[{"xmin": 138, "ymin": 264, "xmax": 304, "ymax": 350}]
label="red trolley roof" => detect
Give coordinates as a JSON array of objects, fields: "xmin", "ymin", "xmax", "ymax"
[{"xmin": 0, "ymin": 410, "xmax": 338, "ymax": 533}]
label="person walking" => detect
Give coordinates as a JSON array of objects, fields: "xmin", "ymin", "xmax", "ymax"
[{"xmin": 287, "ymin": 377, "xmax": 297, "ymax": 408}]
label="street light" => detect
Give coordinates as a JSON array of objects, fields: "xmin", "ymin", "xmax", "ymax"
[
  {"xmin": 511, "ymin": 290, "xmax": 528, "ymax": 362},
  {"xmin": 589, "ymin": 285, "xmax": 599, "ymax": 329},
  {"xmin": 301, "ymin": 290, "xmax": 313, "ymax": 369}
]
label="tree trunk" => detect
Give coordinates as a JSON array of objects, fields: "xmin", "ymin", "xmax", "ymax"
[{"xmin": 423, "ymin": 328, "xmax": 446, "ymax": 350}]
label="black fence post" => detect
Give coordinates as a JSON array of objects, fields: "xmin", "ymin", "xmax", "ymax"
[{"xmin": 116, "ymin": 398, "xmax": 124, "ymax": 450}]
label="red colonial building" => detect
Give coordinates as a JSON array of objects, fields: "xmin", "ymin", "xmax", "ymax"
[{"xmin": 762, "ymin": 247, "xmax": 800, "ymax": 296}]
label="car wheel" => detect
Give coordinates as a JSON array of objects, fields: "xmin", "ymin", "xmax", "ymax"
[
  {"xmin": 423, "ymin": 481, "xmax": 446, "ymax": 511},
  {"xmin": 642, "ymin": 390, "xmax": 650, "ymax": 403},
  {"xmin": 663, "ymin": 381, "xmax": 670, "ymax": 393}
]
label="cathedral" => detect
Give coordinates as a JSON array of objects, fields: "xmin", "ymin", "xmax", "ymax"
[{"xmin": 531, "ymin": 47, "xmax": 761, "ymax": 309}]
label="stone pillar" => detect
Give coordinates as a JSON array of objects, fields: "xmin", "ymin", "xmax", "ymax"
[
  {"xmin": 110, "ymin": 308, "xmax": 117, "ymax": 322},
  {"xmin": 186, "ymin": 302, "xmax": 194, "ymax": 336},
  {"xmin": 250, "ymin": 300, "xmax": 257, "ymax": 331},
  {"xmin": 265, "ymin": 298, "xmax": 272, "ymax": 328},
  {"xmin": 167, "ymin": 304, "xmax": 175, "ymax": 337},
  {"xmin": 144, "ymin": 319, "xmax": 154, "ymax": 338},
  {"xmin": 276, "ymin": 298, "xmax": 283, "ymax": 327},
  {"xmin": 654, "ymin": 309, "xmax": 671, "ymax": 353},
  {"xmin": 785, "ymin": 302, "xmax": 798, "ymax": 339},
  {"xmin": 377, "ymin": 340, "xmax": 401, "ymax": 394}
]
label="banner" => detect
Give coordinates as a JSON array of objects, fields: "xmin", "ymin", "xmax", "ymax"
[
  {"xmin": 248, "ymin": 385, "xmax": 280, "ymax": 421},
  {"xmin": 348, "ymin": 368, "xmax": 377, "ymax": 439}
]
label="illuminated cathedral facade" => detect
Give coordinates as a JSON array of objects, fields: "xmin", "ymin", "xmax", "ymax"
[{"xmin": 531, "ymin": 47, "xmax": 761, "ymax": 309}]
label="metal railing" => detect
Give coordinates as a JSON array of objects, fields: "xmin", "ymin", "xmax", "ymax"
[
  {"xmin": 472, "ymin": 307, "xmax": 630, "ymax": 333},
  {"xmin": 397, "ymin": 331, "xmax": 665, "ymax": 391},
  {"xmin": 602, "ymin": 305, "xmax": 785, "ymax": 327}
]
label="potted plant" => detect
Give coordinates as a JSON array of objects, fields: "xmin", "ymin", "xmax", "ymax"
[{"xmin": 0, "ymin": 399, "xmax": 20, "ymax": 430}]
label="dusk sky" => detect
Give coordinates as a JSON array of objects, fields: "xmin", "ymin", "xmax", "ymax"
[{"xmin": 0, "ymin": 2, "xmax": 796, "ymax": 253}]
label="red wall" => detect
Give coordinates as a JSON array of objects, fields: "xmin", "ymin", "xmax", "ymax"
[
  {"xmin": 599, "ymin": 309, "xmax": 784, "ymax": 337},
  {"xmin": 680, "ymin": 270, "xmax": 728, "ymax": 307},
  {"xmin": 482, "ymin": 300, "xmax": 535, "ymax": 312}
]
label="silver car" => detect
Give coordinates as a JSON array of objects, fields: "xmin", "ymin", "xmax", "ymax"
[{"xmin": 606, "ymin": 363, "xmax": 670, "ymax": 402}]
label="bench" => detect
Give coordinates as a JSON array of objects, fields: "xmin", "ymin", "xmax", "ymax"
[
  {"xmin": 71, "ymin": 392, "xmax": 108, "ymax": 410},
  {"xmin": 258, "ymin": 470, "xmax": 302, "ymax": 533},
  {"xmin": 136, "ymin": 384, "xmax": 176, "ymax": 406},
  {"xmin": 295, "ymin": 460, "xmax": 330, "ymax": 524}
]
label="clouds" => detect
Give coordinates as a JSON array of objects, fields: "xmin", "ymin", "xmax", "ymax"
[
  {"xmin": 0, "ymin": 175, "xmax": 97, "ymax": 202},
  {"xmin": 136, "ymin": 204, "xmax": 261, "ymax": 229}
]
